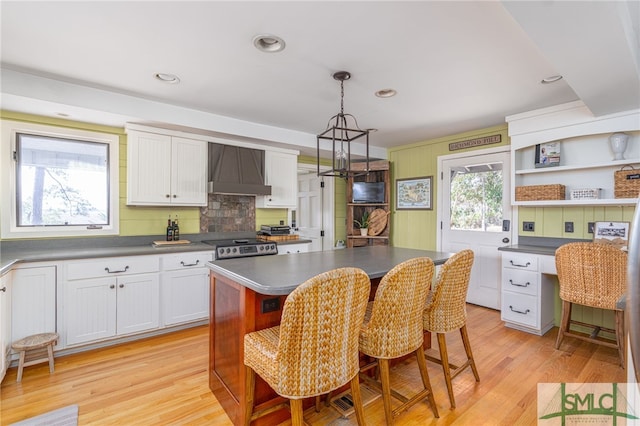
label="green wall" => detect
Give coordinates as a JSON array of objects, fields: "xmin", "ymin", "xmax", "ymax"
[
  {"xmin": 0, "ymin": 111, "xmax": 299, "ymax": 239},
  {"xmin": 389, "ymin": 124, "xmax": 510, "ymax": 249}
]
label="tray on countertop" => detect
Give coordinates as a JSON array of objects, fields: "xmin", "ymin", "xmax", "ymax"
[{"xmin": 152, "ymin": 240, "xmax": 192, "ymax": 246}]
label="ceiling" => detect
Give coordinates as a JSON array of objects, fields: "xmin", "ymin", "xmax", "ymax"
[{"xmin": 1, "ymin": 1, "xmax": 639, "ymax": 159}]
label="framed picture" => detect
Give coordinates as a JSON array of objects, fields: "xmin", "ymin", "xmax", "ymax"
[
  {"xmin": 593, "ymin": 221, "xmax": 630, "ymax": 251},
  {"xmin": 535, "ymin": 141, "xmax": 561, "ymax": 168},
  {"xmin": 396, "ymin": 176, "xmax": 432, "ymax": 210}
]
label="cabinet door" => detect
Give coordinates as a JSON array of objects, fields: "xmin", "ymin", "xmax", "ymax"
[
  {"xmin": 116, "ymin": 273, "xmax": 160, "ymax": 335},
  {"xmin": 0, "ymin": 272, "xmax": 11, "ymax": 382},
  {"xmin": 65, "ymin": 277, "xmax": 117, "ymax": 345},
  {"xmin": 170, "ymin": 137, "xmax": 207, "ymax": 206},
  {"xmin": 127, "ymin": 131, "xmax": 173, "ymax": 205},
  {"xmin": 162, "ymin": 268, "xmax": 209, "ymax": 326},
  {"xmin": 277, "ymin": 243, "xmax": 311, "ymax": 255},
  {"xmin": 257, "ymin": 151, "xmax": 297, "ymax": 208},
  {"xmin": 11, "ymin": 266, "xmax": 57, "ymax": 342}
]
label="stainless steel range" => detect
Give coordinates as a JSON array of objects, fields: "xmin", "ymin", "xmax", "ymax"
[{"xmin": 202, "ymin": 238, "xmax": 278, "ymax": 260}]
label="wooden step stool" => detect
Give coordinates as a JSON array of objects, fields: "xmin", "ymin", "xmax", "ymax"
[{"xmin": 11, "ymin": 332, "xmax": 59, "ymax": 382}]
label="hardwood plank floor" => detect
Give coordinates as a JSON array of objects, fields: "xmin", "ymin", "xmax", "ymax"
[{"xmin": 1, "ymin": 305, "xmax": 626, "ymax": 425}]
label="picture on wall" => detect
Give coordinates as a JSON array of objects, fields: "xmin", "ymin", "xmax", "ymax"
[
  {"xmin": 396, "ymin": 176, "xmax": 432, "ymax": 210},
  {"xmin": 593, "ymin": 221, "xmax": 630, "ymax": 251}
]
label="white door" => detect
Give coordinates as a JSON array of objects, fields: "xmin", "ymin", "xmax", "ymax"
[
  {"xmin": 438, "ymin": 149, "xmax": 512, "ymax": 310},
  {"xmin": 65, "ymin": 277, "xmax": 117, "ymax": 345},
  {"xmin": 295, "ymin": 165, "xmax": 335, "ymax": 252}
]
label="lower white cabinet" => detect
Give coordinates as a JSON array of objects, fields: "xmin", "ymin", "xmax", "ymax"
[
  {"xmin": 11, "ymin": 265, "xmax": 57, "ymax": 343},
  {"xmin": 63, "ymin": 256, "xmax": 160, "ymax": 346},
  {"xmin": 160, "ymin": 252, "xmax": 212, "ymax": 326},
  {"xmin": 277, "ymin": 243, "xmax": 311, "ymax": 255},
  {"xmin": 500, "ymin": 252, "xmax": 555, "ymax": 335},
  {"xmin": 0, "ymin": 271, "xmax": 12, "ymax": 383}
]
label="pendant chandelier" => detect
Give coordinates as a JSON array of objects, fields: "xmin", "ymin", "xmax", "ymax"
[{"xmin": 317, "ymin": 71, "xmax": 370, "ymax": 178}]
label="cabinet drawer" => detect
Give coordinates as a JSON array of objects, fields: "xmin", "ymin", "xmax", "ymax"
[
  {"xmin": 66, "ymin": 256, "xmax": 160, "ymax": 280},
  {"xmin": 539, "ymin": 255, "xmax": 557, "ymax": 275},
  {"xmin": 502, "ymin": 253, "xmax": 538, "ymax": 272},
  {"xmin": 501, "ymin": 292, "xmax": 538, "ymax": 328},
  {"xmin": 502, "ymin": 269, "xmax": 538, "ymax": 296},
  {"xmin": 161, "ymin": 252, "xmax": 212, "ymax": 271}
]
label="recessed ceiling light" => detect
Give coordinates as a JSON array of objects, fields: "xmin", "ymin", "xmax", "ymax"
[
  {"xmin": 253, "ymin": 34, "xmax": 286, "ymax": 53},
  {"xmin": 541, "ymin": 75, "xmax": 563, "ymax": 84},
  {"xmin": 375, "ymin": 89, "xmax": 397, "ymax": 98},
  {"xmin": 154, "ymin": 73, "xmax": 180, "ymax": 84}
]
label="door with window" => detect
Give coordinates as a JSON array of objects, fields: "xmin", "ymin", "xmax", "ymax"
[{"xmin": 439, "ymin": 150, "xmax": 512, "ymax": 310}]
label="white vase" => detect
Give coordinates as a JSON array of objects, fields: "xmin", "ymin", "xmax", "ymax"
[
  {"xmin": 360, "ymin": 228, "xmax": 368, "ymax": 236},
  {"xmin": 610, "ymin": 132, "xmax": 629, "ymax": 161}
]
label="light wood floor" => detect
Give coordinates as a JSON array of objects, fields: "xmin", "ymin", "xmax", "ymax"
[{"xmin": 1, "ymin": 305, "xmax": 626, "ymax": 425}]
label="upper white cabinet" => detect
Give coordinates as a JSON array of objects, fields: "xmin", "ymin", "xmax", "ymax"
[
  {"xmin": 126, "ymin": 129, "xmax": 207, "ymax": 206},
  {"xmin": 507, "ymin": 101, "xmax": 640, "ymax": 206},
  {"xmin": 256, "ymin": 151, "xmax": 298, "ymax": 208}
]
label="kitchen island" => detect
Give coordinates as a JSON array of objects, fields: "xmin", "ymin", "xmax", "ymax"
[{"xmin": 206, "ymin": 245, "xmax": 453, "ymax": 425}]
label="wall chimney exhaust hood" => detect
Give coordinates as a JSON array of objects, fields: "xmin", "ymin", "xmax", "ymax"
[{"xmin": 207, "ymin": 143, "xmax": 272, "ymax": 195}]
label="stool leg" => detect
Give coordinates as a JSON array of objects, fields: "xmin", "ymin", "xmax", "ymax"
[
  {"xmin": 47, "ymin": 344, "xmax": 55, "ymax": 373},
  {"xmin": 16, "ymin": 350, "xmax": 25, "ymax": 383}
]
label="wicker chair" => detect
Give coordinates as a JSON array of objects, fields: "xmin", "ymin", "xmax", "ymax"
[
  {"xmin": 243, "ymin": 267, "xmax": 371, "ymax": 426},
  {"xmin": 422, "ymin": 249, "xmax": 479, "ymax": 409},
  {"xmin": 359, "ymin": 257, "xmax": 439, "ymax": 425},
  {"xmin": 555, "ymin": 242, "xmax": 627, "ymax": 367}
]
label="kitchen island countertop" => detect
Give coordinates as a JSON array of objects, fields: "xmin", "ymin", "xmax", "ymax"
[{"xmin": 206, "ymin": 245, "xmax": 453, "ymax": 295}]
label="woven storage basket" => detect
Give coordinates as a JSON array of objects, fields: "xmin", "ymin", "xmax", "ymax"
[
  {"xmin": 614, "ymin": 166, "xmax": 640, "ymax": 198},
  {"xmin": 515, "ymin": 184, "xmax": 565, "ymax": 201}
]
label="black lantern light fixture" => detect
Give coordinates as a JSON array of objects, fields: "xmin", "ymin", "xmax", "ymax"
[{"xmin": 317, "ymin": 71, "xmax": 369, "ymax": 178}]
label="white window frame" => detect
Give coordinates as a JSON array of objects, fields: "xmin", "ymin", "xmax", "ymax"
[{"xmin": 1, "ymin": 120, "xmax": 120, "ymax": 238}]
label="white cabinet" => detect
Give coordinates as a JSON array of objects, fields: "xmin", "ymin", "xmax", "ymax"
[
  {"xmin": 126, "ymin": 130, "xmax": 207, "ymax": 206},
  {"xmin": 0, "ymin": 271, "xmax": 11, "ymax": 383},
  {"xmin": 277, "ymin": 243, "xmax": 311, "ymax": 255},
  {"xmin": 63, "ymin": 256, "xmax": 160, "ymax": 346},
  {"xmin": 256, "ymin": 151, "xmax": 298, "ymax": 208},
  {"xmin": 500, "ymin": 252, "xmax": 555, "ymax": 335},
  {"xmin": 11, "ymin": 265, "xmax": 57, "ymax": 343},
  {"xmin": 160, "ymin": 252, "xmax": 211, "ymax": 326},
  {"xmin": 507, "ymin": 101, "xmax": 640, "ymax": 207}
]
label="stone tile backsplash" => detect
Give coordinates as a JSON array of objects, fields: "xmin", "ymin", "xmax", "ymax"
[{"xmin": 200, "ymin": 194, "xmax": 256, "ymax": 233}]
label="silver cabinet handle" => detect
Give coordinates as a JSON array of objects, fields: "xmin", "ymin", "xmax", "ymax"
[
  {"xmin": 180, "ymin": 260, "xmax": 200, "ymax": 267},
  {"xmin": 509, "ymin": 260, "xmax": 531, "ymax": 268},
  {"xmin": 110, "ymin": 284, "xmax": 115, "ymax": 289},
  {"xmin": 119, "ymin": 284, "xmax": 124, "ymax": 288},
  {"xmin": 105, "ymin": 266, "xmax": 129, "ymax": 274},
  {"xmin": 509, "ymin": 279, "xmax": 530, "ymax": 288},
  {"xmin": 0, "ymin": 287, "xmax": 6, "ymax": 292},
  {"xmin": 509, "ymin": 305, "xmax": 531, "ymax": 315}
]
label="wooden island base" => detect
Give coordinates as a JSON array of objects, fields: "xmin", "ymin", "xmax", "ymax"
[{"xmin": 209, "ymin": 271, "xmax": 431, "ymax": 425}]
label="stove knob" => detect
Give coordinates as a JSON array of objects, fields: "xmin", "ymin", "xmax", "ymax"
[
  {"xmin": 232, "ymin": 248, "xmax": 237, "ymax": 253},
  {"xmin": 259, "ymin": 245, "xmax": 264, "ymax": 251},
  {"xmin": 218, "ymin": 248, "xmax": 224, "ymax": 256},
  {"xmin": 270, "ymin": 244, "xmax": 275, "ymax": 251},
  {"xmin": 225, "ymin": 248, "xmax": 231, "ymax": 254}
]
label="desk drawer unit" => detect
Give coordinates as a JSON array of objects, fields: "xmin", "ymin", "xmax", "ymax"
[
  {"xmin": 501, "ymin": 291, "xmax": 538, "ymax": 328},
  {"xmin": 66, "ymin": 256, "xmax": 159, "ymax": 280},
  {"xmin": 500, "ymin": 251, "xmax": 554, "ymax": 336}
]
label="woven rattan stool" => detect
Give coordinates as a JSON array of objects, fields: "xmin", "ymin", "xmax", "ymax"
[
  {"xmin": 359, "ymin": 257, "xmax": 439, "ymax": 425},
  {"xmin": 555, "ymin": 242, "xmax": 627, "ymax": 367},
  {"xmin": 11, "ymin": 332, "xmax": 59, "ymax": 382},
  {"xmin": 423, "ymin": 249, "xmax": 480, "ymax": 409}
]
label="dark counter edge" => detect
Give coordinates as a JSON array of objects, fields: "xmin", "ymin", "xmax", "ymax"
[
  {"xmin": 0, "ymin": 232, "xmax": 311, "ymax": 275},
  {"xmin": 498, "ymin": 236, "xmax": 592, "ymax": 256}
]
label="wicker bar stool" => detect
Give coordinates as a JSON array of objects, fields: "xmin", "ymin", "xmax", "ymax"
[
  {"xmin": 359, "ymin": 257, "xmax": 439, "ymax": 425},
  {"xmin": 423, "ymin": 249, "xmax": 479, "ymax": 409},
  {"xmin": 555, "ymin": 242, "xmax": 627, "ymax": 367},
  {"xmin": 243, "ymin": 267, "xmax": 371, "ymax": 426},
  {"xmin": 11, "ymin": 332, "xmax": 59, "ymax": 382}
]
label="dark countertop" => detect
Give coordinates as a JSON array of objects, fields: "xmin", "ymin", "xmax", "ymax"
[
  {"xmin": 0, "ymin": 233, "xmax": 311, "ymax": 275},
  {"xmin": 498, "ymin": 236, "xmax": 592, "ymax": 256},
  {"xmin": 206, "ymin": 246, "xmax": 454, "ymax": 296}
]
